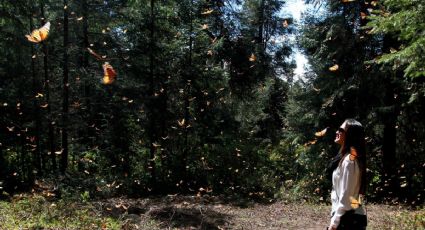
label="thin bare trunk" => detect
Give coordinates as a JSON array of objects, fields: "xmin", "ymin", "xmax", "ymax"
[
  {"xmin": 29, "ymin": 13, "xmax": 42, "ymax": 176},
  {"xmin": 41, "ymin": 3, "xmax": 56, "ymax": 171},
  {"xmin": 61, "ymin": 0, "xmax": 69, "ymax": 173},
  {"xmin": 148, "ymin": 0, "xmax": 157, "ymax": 190},
  {"xmin": 181, "ymin": 0, "xmax": 194, "ymax": 190}
]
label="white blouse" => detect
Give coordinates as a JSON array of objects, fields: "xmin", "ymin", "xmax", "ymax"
[{"xmin": 330, "ymin": 154, "xmax": 366, "ymax": 228}]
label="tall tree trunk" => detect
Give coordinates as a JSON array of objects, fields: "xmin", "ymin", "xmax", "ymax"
[
  {"xmin": 77, "ymin": 0, "xmax": 91, "ymax": 172},
  {"xmin": 257, "ymin": 0, "xmax": 265, "ymax": 45},
  {"xmin": 381, "ymin": 35, "xmax": 400, "ymax": 198},
  {"xmin": 61, "ymin": 0, "xmax": 69, "ymax": 173},
  {"xmin": 181, "ymin": 0, "xmax": 194, "ymax": 191},
  {"xmin": 41, "ymin": 3, "xmax": 56, "ymax": 171},
  {"xmin": 148, "ymin": 0, "xmax": 157, "ymax": 190},
  {"xmin": 29, "ymin": 13, "xmax": 42, "ymax": 176}
]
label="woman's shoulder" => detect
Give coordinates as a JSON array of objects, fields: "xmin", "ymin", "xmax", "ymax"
[
  {"xmin": 343, "ymin": 147, "xmax": 360, "ymax": 162},
  {"xmin": 342, "ymin": 153, "xmax": 357, "ymax": 165}
]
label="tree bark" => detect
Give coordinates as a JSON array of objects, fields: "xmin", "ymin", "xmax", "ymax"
[
  {"xmin": 381, "ymin": 35, "xmax": 400, "ymax": 198},
  {"xmin": 180, "ymin": 0, "xmax": 195, "ymax": 191},
  {"xmin": 257, "ymin": 0, "xmax": 265, "ymax": 45},
  {"xmin": 29, "ymin": 13, "xmax": 42, "ymax": 176},
  {"xmin": 61, "ymin": 0, "xmax": 69, "ymax": 173},
  {"xmin": 148, "ymin": 0, "xmax": 157, "ymax": 190},
  {"xmin": 40, "ymin": 3, "xmax": 56, "ymax": 171}
]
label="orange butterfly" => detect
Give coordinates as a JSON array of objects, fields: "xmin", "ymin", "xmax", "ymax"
[
  {"xmin": 201, "ymin": 9, "xmax": 214, "ymax": 15},
  {"xmin": 177, "ymin": 118, "xmax": 185, "ymax": 127},
  {"xmin": 201, "ymin": 24, "xmax": 209, "ymax": 30},
  {"xmin": 315, "ymin": 127, "xmax": 328, "ymax": 137},
  {"xmin": 249, "ymin": 53, "xmax": 256, "ymax": 62},
  {"xmin": 329, "ymin": 64, "xmax": 339, "ymax": 71},
  {"xmin": 282, "ymin": 20, "xmax": 289, "ymax": 28},
  {"xmin": 349, "ymin": 147, "xmax": 358, "ymax": 160},
  {"xmin": 26, "ymin": 22, "xmax": 50, "ymax": 43},
  {"xmin": 349, "ymin": 196, "xmax": 362, "ymax": 209},
  {"xmin": 102, "ymin": 62, "xmax": 117, "ymax": 84},
  {"xmin": 304, "ymin": 139, "xmax": 317, "ymax": 146}
]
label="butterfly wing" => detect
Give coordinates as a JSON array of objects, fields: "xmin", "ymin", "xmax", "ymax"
[
  {"xmin": 329, "ymin": 64, "xmax": 339, "ymax": 71},
  {"xmin": 26, "ymin": 34, "xmax": 40, "ymax": 43},
  {"xmin": 201, "ymin": 9, "xmax": 214, "ymax": 15},
  {"xmin": 315, "ymin": 127, "xmax": 328, "ymax": 137},
  {"xmin": 106, "ymin": 67, "xmax": 117, "ymax": 79},
  {"xmin": 38, "ymin": 22, "xmax": 50, "ymax": 41},
  {"xmin": 26, "ymin": 22, "xmax": 50, "ymax": 43},
  {"xmin": 102, "ymin": 62, "xmax": 117, "ymax": 84},
  {"xmin": 249, "ymin": 53, "xmax": 256, "ymax": 62},
  {"xmin": 349, "ymin": 147, "xmax": 358, "ymax": 160},
  {"xmin": 102, "ymin": 76, "xmax": 114, "ymax": 84},
  {"xmin": 178, "ymin": 119, "xmax": 185, "ymax": 127}
]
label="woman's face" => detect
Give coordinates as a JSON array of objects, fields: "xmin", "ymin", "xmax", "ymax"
[{"xmin": 335, "ymin": 121, "xmax": 347, "ymax": 145}]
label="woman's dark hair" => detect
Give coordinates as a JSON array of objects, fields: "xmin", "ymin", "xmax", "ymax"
[{"xmin": 329, "ymin": 119, "xmax": 367, "ymax": 195}]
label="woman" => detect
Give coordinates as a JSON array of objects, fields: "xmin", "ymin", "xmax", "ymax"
[{"xmin": 328, "ymin": 119, "xmax": 367, "ymax": 230}]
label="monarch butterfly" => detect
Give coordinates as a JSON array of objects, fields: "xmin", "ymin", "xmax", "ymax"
[
  {"xmin": 349, "ymin": 147, "xmax": 358, "ymax": 160},
  {"xmin": 315, "ymin": 127, "xmax": 328, "ymax": 137},
  {"xmin": 249, "ymin": 53, "xmax": 256, "ymax": 62},
  {"xmin": 26, "ymin": 22, "xmax": 51, "ymax": 43},
  {"xmin": 177, "ymin": 118, "xmax": 185, "ymax": 127},
  {"xmin": 102, "ymin": 62, "xmax": 117, "ymax": 84},
  {"xmin": 304, "ymin": 139, "xmax": 317, "ymax": 146},
  {"xmin": 329, "ymin": 64, "xmax": 339, "ymax": 71},
  {"xmin": 201, "ymin": 9, "xmax": 214, "ymax": 15},
  {"xmin": 350, "ymin": 196, "xmax": 361, "ymax": 209}
]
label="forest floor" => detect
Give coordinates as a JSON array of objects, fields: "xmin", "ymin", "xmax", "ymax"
[{"xmin": 0, "ymin": 193, "xmax": 424, "ymax": 229}]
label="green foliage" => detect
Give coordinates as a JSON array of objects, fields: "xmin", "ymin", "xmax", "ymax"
[
  {"xmin": 0, "ymin": 0, "xmax": 294, "ymax": 199},
  {"xmin": 366, "ymin": 0, "xmax": 425, "ymax": 78},
  {"xmin": 80, "ymin": 191, "xmax": 90, "ymax": 203}
]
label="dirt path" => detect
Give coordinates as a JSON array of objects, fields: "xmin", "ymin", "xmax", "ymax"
[{"xmin": 96, "ymin": 195, "xmax": 424, "ymax": 229}]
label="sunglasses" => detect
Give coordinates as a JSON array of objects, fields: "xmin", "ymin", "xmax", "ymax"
[{"xmin": 337, "ymin": 128, "xmax": 345, "ymax": 133}]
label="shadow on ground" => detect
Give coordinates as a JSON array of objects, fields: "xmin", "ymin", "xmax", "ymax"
[
  {"xmin": 149, "ymin": 205, "xmax": 230, "ymax": 229},
  {"xmin": 98, "ymin": 195, "xmax": 234, "ymax": 229}
]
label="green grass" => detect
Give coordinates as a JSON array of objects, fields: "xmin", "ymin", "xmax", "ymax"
[
  {"xmin": 0, "ymin": 193, "xmax": 423, "ymax": 230},
  {"xmin": 386, "ymin": 209, "xmax": 425, "ymax": 230},
  {"xmin": 0, "ymin": 194, "xmax": 121, "ymax": 229}
]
